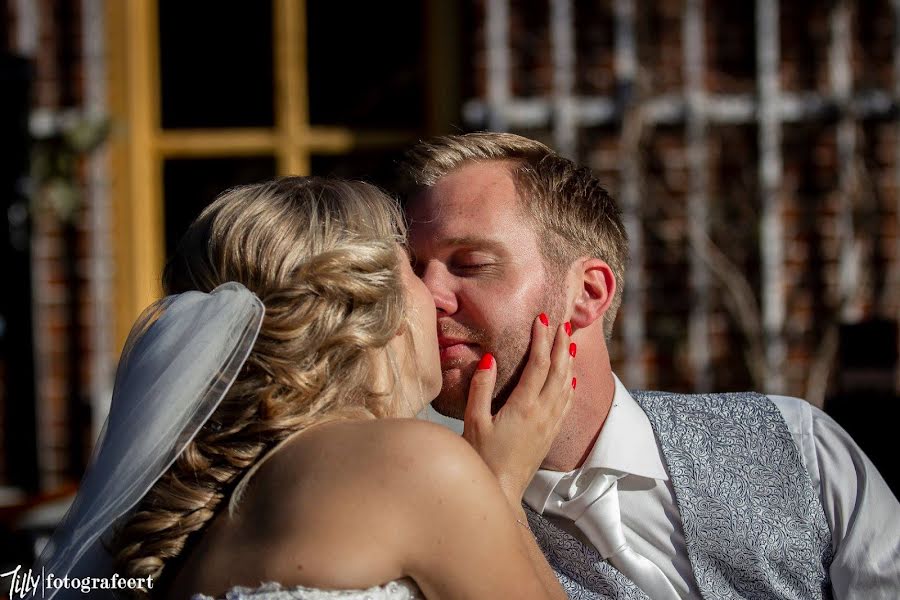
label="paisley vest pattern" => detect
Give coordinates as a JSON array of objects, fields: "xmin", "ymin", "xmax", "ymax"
[{"xmin": 526, "ymin": 391, "xmax": 833, "ymax": 599}]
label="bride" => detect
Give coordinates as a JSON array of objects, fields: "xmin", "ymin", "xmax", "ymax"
[{"xmin": 35, "ymin": 177, "xmax": 575, "ymax": 599}]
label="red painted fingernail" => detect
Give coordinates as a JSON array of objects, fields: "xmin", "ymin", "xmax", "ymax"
[
  {"xmin": 572, "ymin": 377, "xmax": 577, "ymax": 389},
  {"xmin": 569, "ymin": 342, "xmax": 577, "ymax": 357},
  {"xmin": 477, "ymin": 353, "xmax": 494, "ymax": 370},
  {"xmin": 564, "ymin": 322, "xmax": 572, "ymax": 336},
  {"xmin": 539, "ymin": 313, "xmax": 549, "ymax": 327}
]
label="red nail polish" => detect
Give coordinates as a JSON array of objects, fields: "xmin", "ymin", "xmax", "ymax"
[
  {"xmin": 569, "ymin": 342, "xmax": 577, "ymax": 357},
  {"xmin": 572, "ymin": 377, "xmax": 577, "ymax": 389},
  {"xmin": 539, "ymin": 313, "xmax": 549, "ymax": 327},
  {"xmin": 564, "ymin": 322, "xmax": 572, "ymax": 336},
  {"xmin": 477, "ymin": 353, "xmax": 494, "ymax": 370}
]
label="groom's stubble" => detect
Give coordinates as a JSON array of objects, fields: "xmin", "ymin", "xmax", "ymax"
[{"xmin": 431, "ymin": 278, "xmax": 566, "ymax": 419}]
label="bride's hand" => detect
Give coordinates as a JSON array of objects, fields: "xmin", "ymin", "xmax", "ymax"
[{"xmin": 463, "ymin": 315, "xmax": 575, "ymax": 505}]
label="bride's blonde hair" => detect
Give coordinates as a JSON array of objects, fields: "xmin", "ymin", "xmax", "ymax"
[{"xmin": 110, "ymin": 176, "xmax": 410, "ymax": 596}]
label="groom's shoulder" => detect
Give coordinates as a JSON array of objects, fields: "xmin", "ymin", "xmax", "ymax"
[{"xmin": 630, "ymin": 387, "xmax": 786, "ymax": 410}]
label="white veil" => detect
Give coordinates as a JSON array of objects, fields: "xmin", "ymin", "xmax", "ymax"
[{"xmin": 30, "ymin": 282, "xmax": 264, "ymax": 599}]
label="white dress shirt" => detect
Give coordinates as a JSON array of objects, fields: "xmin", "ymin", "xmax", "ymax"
[{"xmin": 523, "ymin": 374, "xmax": 900, "ymax": 599}]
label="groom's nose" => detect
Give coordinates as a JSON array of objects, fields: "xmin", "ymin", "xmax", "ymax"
[{"xmin": 418, "ymin": 262, "xmax": 458, "ymax": 316}]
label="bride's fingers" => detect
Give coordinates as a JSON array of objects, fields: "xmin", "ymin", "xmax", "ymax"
[
  {"xmin": 544, "ymin": 352, "xmax": 576, "ymax": 439},
  {"xmin": 514, "ymin": 314, "xmax": 554, "ymax": 396},
  {"xmin": 464, "ymin": 352, "xmax": 497, "ymax": 433},
  {"xmin": 541, "ymin": 321, "xmax": 572, "ymax": 398},
  {"xmin": 553, "ymin": 374, "xmax": 577, "ymax": 432}
]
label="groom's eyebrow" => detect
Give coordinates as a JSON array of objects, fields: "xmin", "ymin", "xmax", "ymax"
[{"xmin": 439, "ymin": 236, "xmax": 507, "ymax": 255}]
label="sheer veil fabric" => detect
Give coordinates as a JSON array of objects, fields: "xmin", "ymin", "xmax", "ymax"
[{"xmin": 32, "ymin": 282, "xmax": 265, "ymax": 599}]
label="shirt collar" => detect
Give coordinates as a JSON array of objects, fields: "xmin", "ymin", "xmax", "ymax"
[
  {"xmin": 584, "ymin": 374, "xmax": 669, "ymax": 480},
  {"xmin": 523, "ymin": 373, "xmax": 669, "ymax": 513}
]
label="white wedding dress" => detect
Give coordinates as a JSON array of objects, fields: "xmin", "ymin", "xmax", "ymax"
[{"xmin": 191, "ymin": 579, "xmax": 423, "ymax": 600}]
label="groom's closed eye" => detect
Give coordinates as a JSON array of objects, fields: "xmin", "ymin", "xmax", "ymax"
[
  {"xmin": 449, "ymin": 250, "xmax": 505, "ymax": 277},
  {"xmin": 453, "ymin": 257, "xmax": 496, "ymax": 271}
]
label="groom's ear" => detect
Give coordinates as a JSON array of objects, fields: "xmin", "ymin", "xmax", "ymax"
[{"xmin": 568, "ymin": 258, "xmax": 615, "ymax": 330}]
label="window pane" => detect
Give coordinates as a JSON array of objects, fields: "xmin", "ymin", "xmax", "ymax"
[
  {"xmin": 310, "ymin": 150, "xmax": 408, "ymax": 194},
  {"xmin": 307, "ymin": 1, "xmax": 425, "ymax": 129},
  {"xmin": 163, "ymin": 157, "xmax": 277, "ymax": 257},
  {"xmin": 159, "ymin": 1, "xmax": 274, "ymax": 129}
]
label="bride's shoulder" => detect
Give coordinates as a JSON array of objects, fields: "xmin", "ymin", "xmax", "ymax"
[
  {"xmin": 281, "ymin": 418, "xmax": 481, "ymax": 482},
  {"xmin": 234, "ymin": 418, "xmax": 500, "ymax": 562},
  {"xmin": 251, "ymin": 419, "xmax": 494, "ymax": 518}
]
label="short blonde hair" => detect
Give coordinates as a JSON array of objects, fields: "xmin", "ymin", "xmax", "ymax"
[
  {"xmin": 400, "ymin": 132, "xmax": 628, "ymax": 338},
  {"xmin": 112, "ymin": 177, "xmax": 409, "ymax": 596}
]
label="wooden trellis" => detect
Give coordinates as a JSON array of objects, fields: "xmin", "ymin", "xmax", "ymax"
[{"xmin": 468, "ymin": 0, "xmax": 900, "ymax": 395}]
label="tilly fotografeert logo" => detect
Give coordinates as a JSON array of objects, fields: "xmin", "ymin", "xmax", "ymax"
[{"xmin": 1, "ymin": 564, "xmax": 154, "ymax": 598}]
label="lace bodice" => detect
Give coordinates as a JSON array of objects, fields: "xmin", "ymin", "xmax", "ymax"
[{"xmin": 191, "ymin": 579, "xmax": 423, "ymax": 600}]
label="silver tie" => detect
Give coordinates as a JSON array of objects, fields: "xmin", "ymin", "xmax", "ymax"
[{"xmin": 544, "ymin": 470, "xmax": 681, "ymax": 600}]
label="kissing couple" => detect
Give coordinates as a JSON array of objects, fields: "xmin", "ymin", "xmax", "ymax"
[{"xmin": 34, "ymin": 133, "xmax": 900, "ymax": 600}]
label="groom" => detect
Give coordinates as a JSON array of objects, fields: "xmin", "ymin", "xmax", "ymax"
[{"xmin": 399, "ymin": 132, "xmax": 900, "ymax": 599}]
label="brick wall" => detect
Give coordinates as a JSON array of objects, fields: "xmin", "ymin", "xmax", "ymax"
[
  {"xmin": 468, "ymin": 0, "xmax": 900, "ymax": 399},
  {"xmin": 4, "ymin": 0, "xmax": 97, "ymax": 490}
]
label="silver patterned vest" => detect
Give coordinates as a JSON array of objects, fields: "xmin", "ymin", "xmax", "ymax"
[{"xmin": 525, "ymin": 391, "xmax": 834, "ymax": 600}]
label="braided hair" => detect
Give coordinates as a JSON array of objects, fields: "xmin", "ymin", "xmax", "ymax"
[{"xmin": 110, "ymin": 177, "xmax": 409, "ymax": 596}]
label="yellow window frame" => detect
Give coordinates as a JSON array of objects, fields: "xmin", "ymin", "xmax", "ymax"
[{"xmin": 106, "ymin": 0, "xmax": 458, "ymax": 351}]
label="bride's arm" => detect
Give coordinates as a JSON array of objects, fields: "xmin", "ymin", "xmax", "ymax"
[
  {"xmin": 382, "ymin": 420, "xmax": 568, "ymax": 600},
  {"xmin": 462, "ymin": 317, "xmax": 576, "ymax": 595}
]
